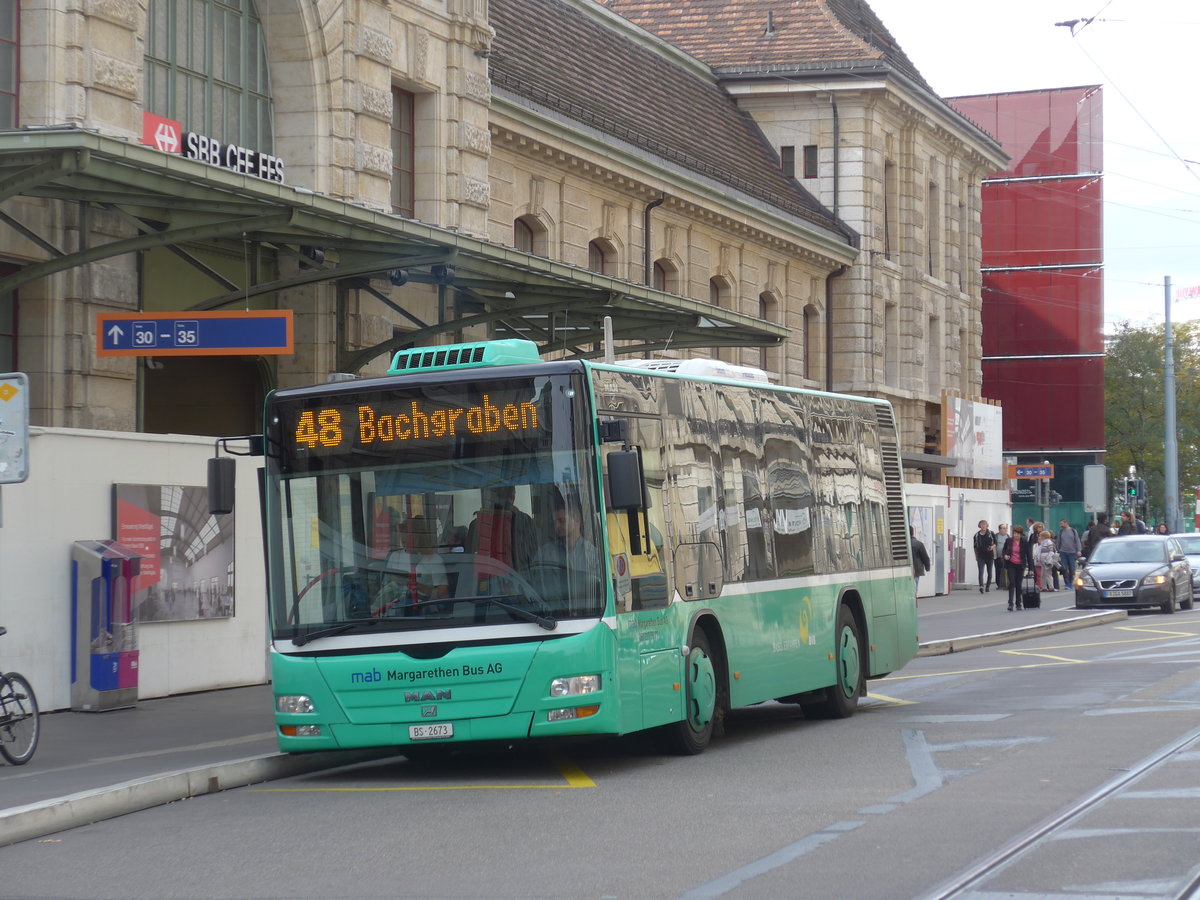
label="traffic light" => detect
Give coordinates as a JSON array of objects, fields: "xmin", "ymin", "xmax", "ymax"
[{"xmin": 1127, "ymin": 478, "xmax": 1138, "ymax": 501}]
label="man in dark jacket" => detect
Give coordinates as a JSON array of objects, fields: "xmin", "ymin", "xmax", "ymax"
[
  {"xmin": 1082, "ymin": 512, "xmax": 1110, "ymax": 559},
  {"xmin": 973, "ymin": 520, "xmax": 995, "ymax": 593},
  {"xmin": 911, "ymin": 525, "xmax": 931, "ymax": 595}
]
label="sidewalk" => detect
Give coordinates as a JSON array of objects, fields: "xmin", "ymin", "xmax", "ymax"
[{"xmin": 0, "ymin": 589, "xmax": 1125, "ymax": 846}]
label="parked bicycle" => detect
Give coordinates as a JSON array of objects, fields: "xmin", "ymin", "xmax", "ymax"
[{"xmin": 0, "ymin": 626, "xmax": 39, "ymax": 765}]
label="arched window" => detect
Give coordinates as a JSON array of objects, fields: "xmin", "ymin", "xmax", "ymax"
[
  {"xmin": 514, "ymin": 216, "xmax": 549, "ymax": 255},
  {"xmin": 588, "ymin": 240, "xmax": 614, "ymax": 276},
  {"xmin": 758, "ymin": 292, "xmax": 779, "ymax": 375},
  {"xmin": 145, "ymin": 0, "xmax": 273, "ymax": 152},
  {"xmin": 802, "ymin": 305, "xmax": 817, "ymax": 382},
  {"xmin": 709, "ymin": 277, "xmax": 728, "ymax": 308},
  {"xmin": 652, "ymin": 259, "xmax": 676, "ymax": 294},
  {"xmin": 514, "ymin": 218, "xmax": 535, "ymax": 253}
]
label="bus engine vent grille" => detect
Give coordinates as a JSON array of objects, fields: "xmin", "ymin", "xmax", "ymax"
[
  {"xmin": 387, "ymin": 339, "xmax": 542, "ymax": 375},
  {"xmin": 875, "ymin": 405, "xmax": 909, "ymax": 564}
]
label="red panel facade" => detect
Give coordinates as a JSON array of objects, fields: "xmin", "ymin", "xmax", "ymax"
[
  {"xmin": 983, "ymin": 356, "xmax": 1105, "ymax": 450},
  {"xmin": 981, "ymin": 176, "xmax": 1102, "ymax": 270},
  {"xmin": 950, "ymin": 87, "xmax": 1104, "ymax": 457},
  {"xmin": 951, "ymin": 86, "xmax": 1102, "ymax": 178},
  {"xmin": 982, "ymin": 268, "xmax": 1104, "ymax": 358}
]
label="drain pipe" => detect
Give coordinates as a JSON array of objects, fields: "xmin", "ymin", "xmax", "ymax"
[
  {"xmin": 829, "ymin": 92, "xmax": 840, "ymax": 220},
  {"xmin": 643, "ymin": 194, "xmax": 665, "ymax": 284},
  {"xmin": 825, "ymin": 265, "xmax": 846, "ymax": 392}
]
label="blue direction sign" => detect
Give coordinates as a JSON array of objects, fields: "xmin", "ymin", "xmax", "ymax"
[
  {"xmin": 97, "ymin": 311, "xmax": 293, "ymax": 357},
  {"xmin": 1009, "ymin": 464, "xmax": 1054, "ymax": 479}
]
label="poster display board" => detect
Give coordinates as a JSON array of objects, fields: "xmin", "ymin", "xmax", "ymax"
[{"xmin": 113, "ymin": 484, "xmax": 235, "ymax": 622}]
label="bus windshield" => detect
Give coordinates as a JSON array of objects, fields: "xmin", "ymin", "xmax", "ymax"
[{"xmin": 264, "ymin": 370, "xmax": 605, "ymax": 643}]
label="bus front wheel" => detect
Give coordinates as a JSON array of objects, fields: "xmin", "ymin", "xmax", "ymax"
[
  {"xmin": 660, "ymin": 630, "xmax": 720, "ymax": 755},
  {"xmin": 803, "ymin": 604, "xmax": 864, "ymax": 720}
]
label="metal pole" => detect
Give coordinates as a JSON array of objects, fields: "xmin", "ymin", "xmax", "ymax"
[{"xmin": 1164, "ymin": 276, "xmax": 1181, "ymax": 533}]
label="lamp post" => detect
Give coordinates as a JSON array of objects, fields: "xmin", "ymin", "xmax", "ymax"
[{"xmin": 1164, "ymin": 276, "xmax": 1181, "ymax": 533}]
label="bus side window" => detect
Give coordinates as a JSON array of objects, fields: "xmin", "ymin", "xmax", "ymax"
[{"xmin": 603, "ymin": 414, "xmax": 670, "ymax": 612}]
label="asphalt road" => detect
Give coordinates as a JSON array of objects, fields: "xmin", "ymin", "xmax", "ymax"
[{"xmin": 2, "ymin": 609, "xmax": 1199, "ymax": 900}]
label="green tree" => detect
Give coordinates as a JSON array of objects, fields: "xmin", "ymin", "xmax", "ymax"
[{"xmin": 1105, "ymin": 321, "xmax": 1200, "ymax": 526}]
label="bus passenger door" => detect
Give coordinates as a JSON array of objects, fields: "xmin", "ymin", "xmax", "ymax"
[{"xmin": 604, "ymin": 417, "xmax": 679, "ymax": 731}]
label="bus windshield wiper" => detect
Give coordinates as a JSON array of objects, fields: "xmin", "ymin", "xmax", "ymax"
[
  {"xmin": 461, "ymin": 594, "xmax": 557, "ymax": 631},
  {"xmin": 291, "ymin": 617, "xmax": 389, "ymax": 646}
]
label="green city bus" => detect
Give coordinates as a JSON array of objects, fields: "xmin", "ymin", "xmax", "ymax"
[{"xmin": 215, "ymin": 338, "xmax": 918, "ymax": 755}]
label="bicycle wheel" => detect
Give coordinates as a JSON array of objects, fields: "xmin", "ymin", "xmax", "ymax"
[{"xmin": 0, "ymin": 672, "xmax": 39, "ymax": 765}]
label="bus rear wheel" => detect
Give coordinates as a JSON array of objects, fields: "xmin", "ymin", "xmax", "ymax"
[
  {"xmin": 802, "ymin": 604, "xmax": 864, "ymax": 720},
  {"xmin": 660, "ymin": 630, "xmax": 719, "ymax": 755}
]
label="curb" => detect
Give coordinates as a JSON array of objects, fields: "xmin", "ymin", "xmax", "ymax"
[
  {"xmin": 0, "ymin": 748, "xmax": 399, "ymax": 847},
  {"xmin": 917, "ymin": 610, "xmax": 1127, "ymax": 657}
]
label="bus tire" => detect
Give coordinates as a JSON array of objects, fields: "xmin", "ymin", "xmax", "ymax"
[
  {"xmin": 660, "ymin": 629, "xmax": 720, "ymax": 755},
  {"xmin": 804, "ymin": 604, "xmax": 864, "ymax": 720}
]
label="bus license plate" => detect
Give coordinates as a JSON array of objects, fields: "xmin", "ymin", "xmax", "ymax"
[
  {"xmin": 409, "ymin": 723, "xmax": 453, "ymax": 741},
  {"xmin": 1104, "ymin": 589, "xmax": 1133, "ymax": 598}
]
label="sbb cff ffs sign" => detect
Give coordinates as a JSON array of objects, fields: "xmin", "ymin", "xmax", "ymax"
[{"xmin": 140, "ymin": 112, "xmax": 284, "ymax": 183}]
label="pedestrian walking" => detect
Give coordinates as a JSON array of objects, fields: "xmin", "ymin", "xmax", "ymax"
[
  {"xmin": 1155, "ymin": 522, "xmax": 1169, "ymax": 535},
  {"xmin": 1082, "ymin": 512, "xmax": 1110, "ymax": 560},
  {"xmin": 993, "ymin": 524, "xmax": 1009, "ymax": 590},
  {"xmin": 911, "ymin": 526, "xmax": 931, "ymax": 595},
  {"xmin": 1117, "ymin": 510, "xmax": 1147, "ymax": 535},
  {"xmin": 973, "ymin": 520, "xmax": 995, "ymax": 593},
  {"xmin": 1057, "ymin": 518, "xmax": 1081, "ymax": 587},
  {"xmin": 1002, "ymin": 524, "xmax": 1029, "ymax": 611},
  {"xmin": 1036, "ymin": 528, "xmax": 1059, "ymax": 592},
  {"xmin": 1027, "ymin": 522, "xmax": 1046, "ymax": 590}
]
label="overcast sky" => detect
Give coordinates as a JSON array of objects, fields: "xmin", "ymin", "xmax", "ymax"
[{"xmin": 866, "ymin": 0, "xmax": 1200, "ymax": 328}]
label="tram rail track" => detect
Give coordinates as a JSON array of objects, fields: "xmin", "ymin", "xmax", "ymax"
[{"xmin": 922, "ymin": 722, "xmax": 1200, "ymax": 900}]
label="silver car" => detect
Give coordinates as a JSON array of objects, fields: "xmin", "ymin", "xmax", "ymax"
[
  {"xmin": 1171, "ymin": 533, "xmax": 1200, "ymax": 602},
  {"xmin": 1075, "ymin": 535, "xmax": 1194, "ymax": 614}
]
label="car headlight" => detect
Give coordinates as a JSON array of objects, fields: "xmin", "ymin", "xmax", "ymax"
[
  {"xmin": 1141, "ymin": 569, "xmax": 1169, "ymax": 586},
  {"xmin": 1076, "ymin": 573, "xmax": 1095, "ymax": 588}
]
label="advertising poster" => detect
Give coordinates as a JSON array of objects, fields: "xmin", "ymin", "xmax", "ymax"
[
  {"xmin": 113, "ymin": 484, "xmax": 235, "ymax": 622},
  {"xmin": 943, "ymin": 396, "xmax": 1004, "ymax": 480}
]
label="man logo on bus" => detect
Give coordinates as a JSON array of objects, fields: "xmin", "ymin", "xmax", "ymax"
[{"xmin": 799, "ymin": 596, "xmax": 812, "ymax": 645}]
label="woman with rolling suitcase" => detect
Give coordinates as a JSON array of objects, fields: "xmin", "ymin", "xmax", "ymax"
[{"xmin": 1001, "ymin": 524, "xmax": 1031, "ymax": 611}]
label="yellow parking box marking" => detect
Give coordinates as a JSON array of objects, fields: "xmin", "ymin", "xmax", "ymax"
[{"xmin": 250, "ymin": 753, "xmax": 595, "ymax": 793}]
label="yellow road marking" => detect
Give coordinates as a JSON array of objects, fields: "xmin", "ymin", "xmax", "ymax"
[
  {"xmin": 865, "ymin": 691, "xmax": 917, "ymax": 706},
  {"xmin": 250, "ymin": 753, "xmax": 596, "ymax": 793},
  {"xmin": 885, "ymin": 620, "xmax": 1200, "ymax": 682}
]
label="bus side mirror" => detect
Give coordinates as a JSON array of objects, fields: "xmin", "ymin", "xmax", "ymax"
[
  {"xmin": 208, "ymin": 456, "xmax": 236, "ymax": 515},
  {"xmin": 607, "ymin": 449, "xmax": 644, "ymax": 511}
]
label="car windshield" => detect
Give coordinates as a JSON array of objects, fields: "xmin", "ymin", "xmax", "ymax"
[
  {"xmin": 1173, "ymin": 536, "xmax": 1200, "ymax": 555},
  {"xmin": 1089, "ymin": 540, "xmax": 1166, "ymax": 565}
]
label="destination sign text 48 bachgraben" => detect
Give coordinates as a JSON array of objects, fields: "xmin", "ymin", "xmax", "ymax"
[{"xmin": 293, "ymin": 394, "xmax": 540, "ymax": 451}]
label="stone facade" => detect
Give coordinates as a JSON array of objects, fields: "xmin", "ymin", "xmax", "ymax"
[{"xmin": 733, "ymin": 85, "xmax": 1003, "ymax": 453}]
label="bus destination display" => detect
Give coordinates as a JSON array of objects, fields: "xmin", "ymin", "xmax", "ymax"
[{"xmin": 291, "ymin": 393, "xmax": 542, "ymax": 452}]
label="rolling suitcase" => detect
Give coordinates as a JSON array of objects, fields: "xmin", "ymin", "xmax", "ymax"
[{"xmin": 1021, "ymin": 571, "xmax": 1041, "ymax": 609}]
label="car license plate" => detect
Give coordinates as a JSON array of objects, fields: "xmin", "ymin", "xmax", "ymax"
[
  {"xmin": 408, "ymin": 723, "xmax": 453, "ymax": 741},
  {"xmin": 1104, "ymin": 589, "xmax": 1134, "ymax": 598}
]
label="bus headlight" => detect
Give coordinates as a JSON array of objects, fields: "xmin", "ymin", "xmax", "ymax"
[
  {"xmin": 276, "ymin": 695, "xmax": 315, "ymax": 714},
  {"xmin": 550, "ymin": 674, "xmax": 601, "ymax": 697}
]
